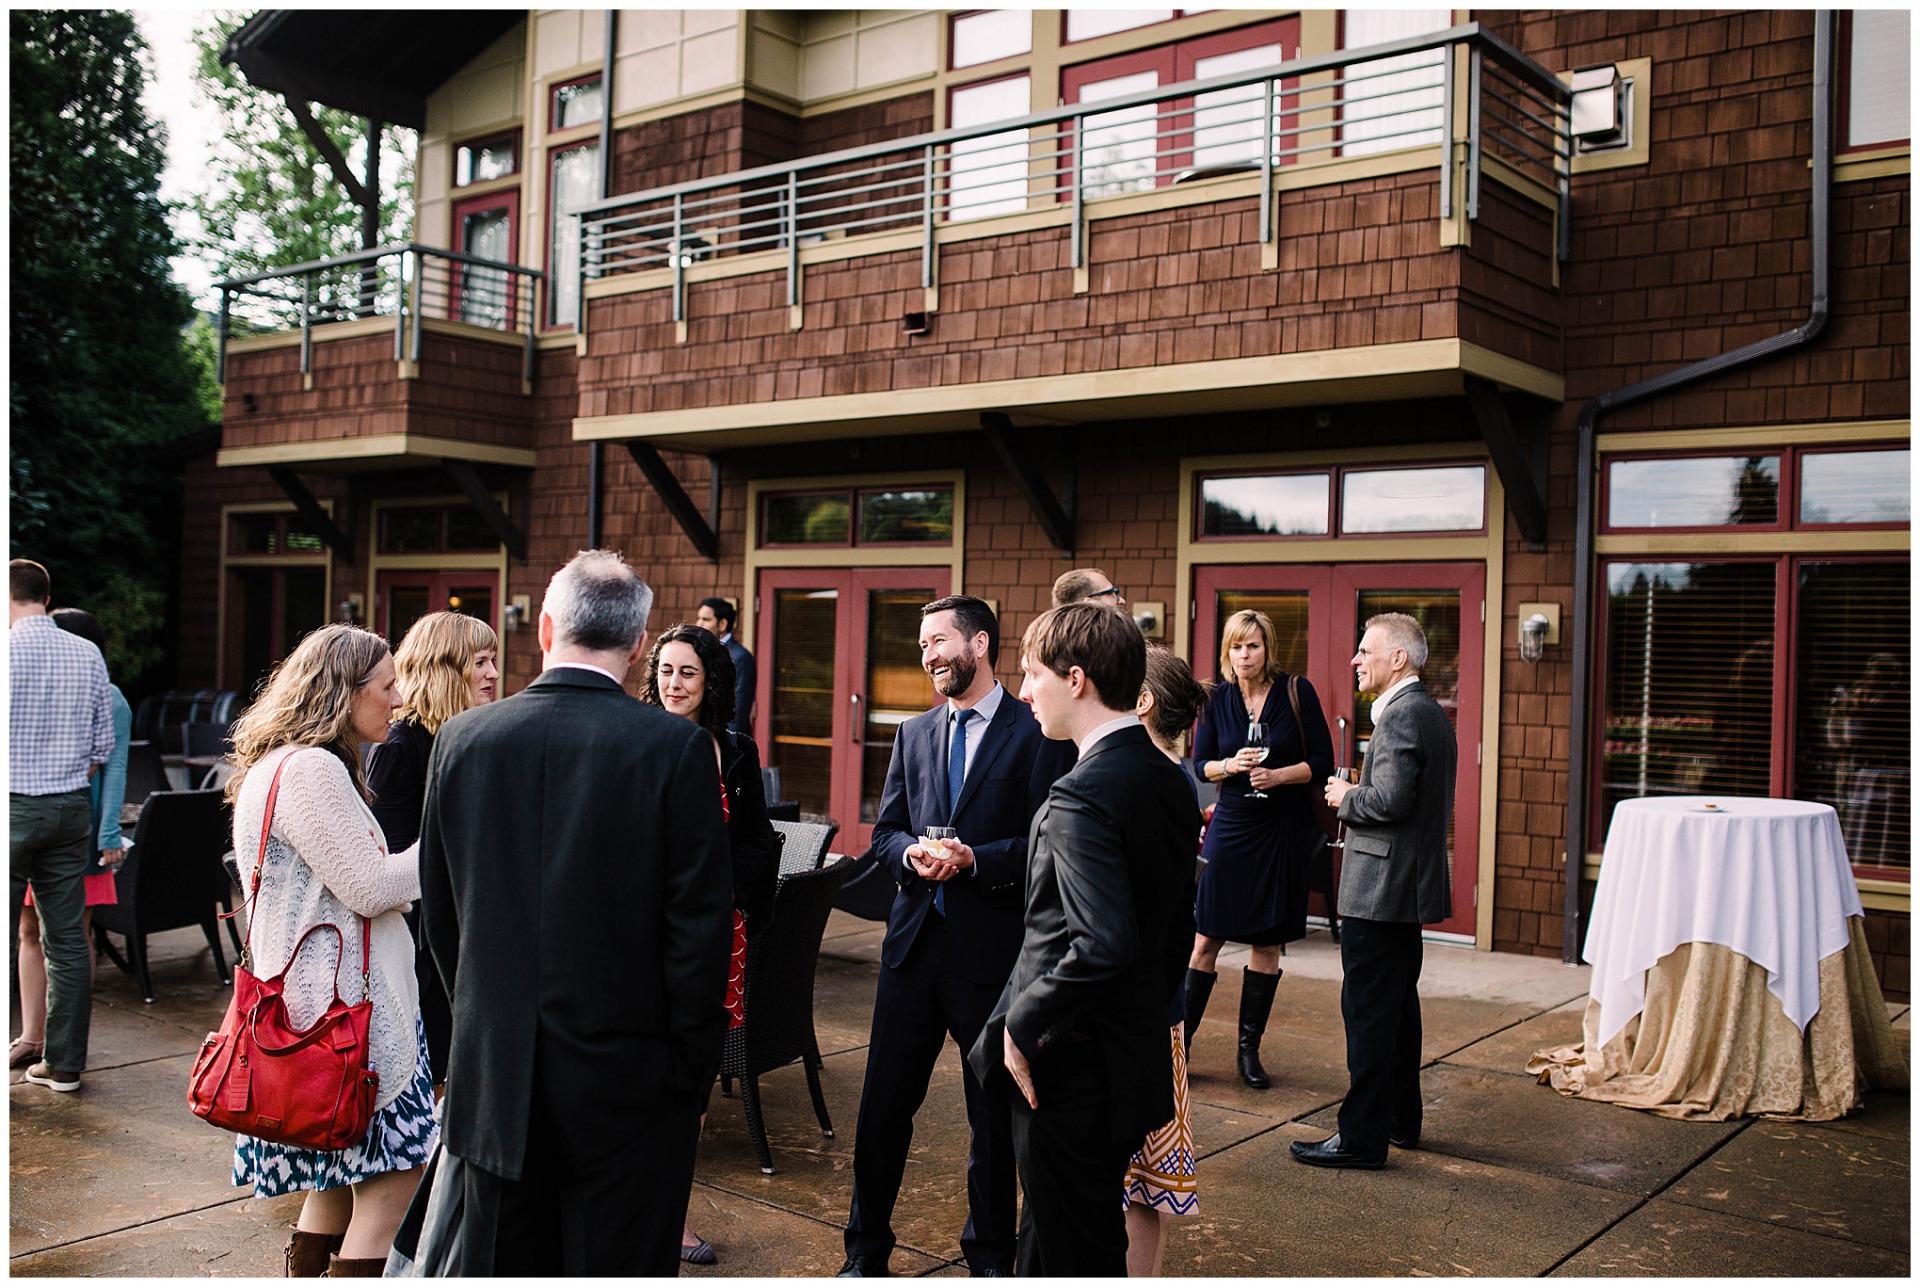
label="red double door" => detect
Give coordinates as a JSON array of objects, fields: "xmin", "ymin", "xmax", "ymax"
[{"xmin": 1193, "ymin": 562, "xmax": 1485, "ymax": 940}]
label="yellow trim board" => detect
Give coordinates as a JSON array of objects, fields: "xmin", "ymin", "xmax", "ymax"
[
  {"xmin": 573, "ymin": 340, "xmax": 1564, "ymax": 448},
  {"xmin": 225, "ymin": 318, "xmax": 395, "ymax": 354},
  {"xmin": 1598, "ymin": 419, "xmax": 1909, "ymax": 453},
  {"xmin": 1596, "ymin": 530, "xmax": 1909, "ymax": 557},
  {"xmin": 218, "ymin": 435, "xmax": 538, "ymax": 470}
]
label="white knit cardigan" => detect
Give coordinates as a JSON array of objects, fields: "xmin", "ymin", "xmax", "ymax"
[{"xmin": 232, "ymin": 744, "xmax": 423, "ymax": 1111}]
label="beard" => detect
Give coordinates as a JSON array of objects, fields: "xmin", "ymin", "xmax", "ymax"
[{"xmin": 931, "ymin": 650, "xmax": 977, "ymax": 698}]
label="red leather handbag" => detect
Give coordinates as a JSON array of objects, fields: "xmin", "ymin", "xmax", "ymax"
[{"xmin": 188, "ymin": 754, "xmax": 380, "ymax": 1150}]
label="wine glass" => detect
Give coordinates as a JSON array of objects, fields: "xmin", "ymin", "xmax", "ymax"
[
  {"xmin": 1329, "ymin": 767, "xmax": 1357, "ymax": 848},
  {"xmin": 919, "ymin": 825, "xmax": 957, "ymax": 863},
  {"xmin": 1245, "ymin": 721, "xmax": 1271, "ymax": 799}
]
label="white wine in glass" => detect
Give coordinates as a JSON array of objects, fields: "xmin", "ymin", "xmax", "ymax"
[{"xmin": 1246, "ymin": 721, "xmax": 1271, "ymax": 799}]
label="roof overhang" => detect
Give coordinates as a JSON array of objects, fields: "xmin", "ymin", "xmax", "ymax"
[
  {"xmin": 570, "ymin": 339, "xmax": 1564, "ymax": 453},
  {"xmin": 221, "ymin": 10, "xmax": 524, "ymax": 130},
  {"xmin": 217, "ymin": 436, "xmax": 537, "ymax": 475}
]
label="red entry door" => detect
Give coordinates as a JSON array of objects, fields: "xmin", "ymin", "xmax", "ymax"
[
  {"xmin": 1193, "ymin": 561, "xmax": 1485, "ymax": 939},
  {"xmin": 376, "ymin": 570, "xmax": 500, "ymax": 647},
  {"xmin": 756, "ymin": 567, "xmax": 952, "ymax": 855}
]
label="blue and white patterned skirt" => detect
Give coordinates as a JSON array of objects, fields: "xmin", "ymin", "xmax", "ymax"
[{"xmin": 232, "ymin": 1012, "xmax": 438, "ymax": 1197}]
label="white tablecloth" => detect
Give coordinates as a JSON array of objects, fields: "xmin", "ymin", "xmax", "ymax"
[{"xmin": 1585, "ymin": 796, "xmax": 1862, "ymax": 1048}]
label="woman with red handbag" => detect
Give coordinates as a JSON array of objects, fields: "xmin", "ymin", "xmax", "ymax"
[{"xmin": 222, "ymin": 625, "xmax": 433, "ymax": 1276}]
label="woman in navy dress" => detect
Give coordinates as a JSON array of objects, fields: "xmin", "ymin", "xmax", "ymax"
[{"xmin": 1185, "ymin": 609, "xmax": 1334, "ymax": 1089}]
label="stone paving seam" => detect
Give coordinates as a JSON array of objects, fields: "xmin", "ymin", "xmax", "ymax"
[
  {"xmin": 7, "ymin": 1193, "xmax": 262, "ymax": 1262},
  {"xmin": 1539, "ymin": 1117, "xmax": 1758, "ymax": 1275}
]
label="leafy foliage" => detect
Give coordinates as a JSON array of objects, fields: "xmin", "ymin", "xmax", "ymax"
[{"xmin": 10, "ymin": 9, "xmax": 209, "ymax": 690}]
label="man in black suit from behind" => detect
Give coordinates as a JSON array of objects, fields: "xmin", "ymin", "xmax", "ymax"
[
  {"xmin": 840, "ymin": 595, "xmax": 1072, "ymax": 1278},
  {"xmin": 696, "ymin": 596, "xmax": 757, "ymax": 737},
  {"xmin": 1295, "ymin": 611, "xmax": 1456, "ymax": 1170},
  {"xmin": 969, "ymin": 601, "xmax": 1199, "ymax": 1278},
  {"xmin": 420, "ymin": 550, "xmax": 733, "ymax": 1274}
]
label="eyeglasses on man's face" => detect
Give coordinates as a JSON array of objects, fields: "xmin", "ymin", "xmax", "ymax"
[{"xmin": 1087, "ymin": 586, "xmax": 1123, "ymax": 600}]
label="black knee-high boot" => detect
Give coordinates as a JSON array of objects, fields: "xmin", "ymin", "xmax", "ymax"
[
  {"xmin": 1238, "ymin": 967, "xmax": 1281, "ymax": 1089},
  {"xmin": 1182, "ymin": 968, "xmax": 1216, "ymax": 1052}
]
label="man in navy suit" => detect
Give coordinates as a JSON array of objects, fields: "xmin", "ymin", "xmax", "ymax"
[
  {"xmin": 840, "ymin": 595, "xmax": 1073, "ymax": 1278},
  {"xmin": 696, "ymin": 596, "xmax": 756, "ymax": 736}
]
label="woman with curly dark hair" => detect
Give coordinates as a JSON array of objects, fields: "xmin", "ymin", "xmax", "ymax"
[{"xmin": 639, "ymin": 622, "xmax": 776, "ymax": 1265}]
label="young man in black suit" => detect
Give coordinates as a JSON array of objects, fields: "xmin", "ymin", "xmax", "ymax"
[
  {"xmin": 696, "ymin": 595, "xmax": 757, "ymax": 737},
  {"xmin": 419, "ymin": 551, "xmax": 734, "ymax": 1274},
  {"xmin": 840, "ymin": 595, "xmax": 1072, "ymax": 1278},
  {"xmin": 1296, "ymin": 611, "xmax": 1456, "ymax": 1170},
  {"xmin": 969, "ymin": 601, "xmax": 1200, "ymax": 1278}
]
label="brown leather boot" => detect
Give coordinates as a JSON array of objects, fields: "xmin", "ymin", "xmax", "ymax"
[
  {"xmin": 325, "ymin": 1253, "xmax": 388, "ymax": 1277},
  {"xmin": 283, "ymin": 1230, "xmax": 342, "ymax": 1277}
]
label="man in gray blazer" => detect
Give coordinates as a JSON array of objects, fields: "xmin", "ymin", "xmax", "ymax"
[{"xmin": 1295, "ymin": 612, "xmax": 1455, "ymax": 1170}]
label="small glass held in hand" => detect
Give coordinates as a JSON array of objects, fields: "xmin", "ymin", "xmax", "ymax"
[
  {"xmin": 1245, "ymin": 721, "xmax": 1271, "ymax": 799},
  {"xmin": 1329, "ymin": 767, "xmax": 1357, "ymax": 848},
  {"xmin": 919, "ymin": 825, "xmax": 957, "ymax": 868}
]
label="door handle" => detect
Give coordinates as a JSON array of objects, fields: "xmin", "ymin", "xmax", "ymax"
[{"xmin": 850, "ymin": 693, "xmax": 862, "ymax": 743}]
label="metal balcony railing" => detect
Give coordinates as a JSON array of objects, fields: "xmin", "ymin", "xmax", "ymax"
[
  {"xmin": 572, "ymin": 23, "xmax": 1571, "ymax": 327},
  {"xmin": 215, "ymin": 244, "xmax": 544, "ymax": 386}
]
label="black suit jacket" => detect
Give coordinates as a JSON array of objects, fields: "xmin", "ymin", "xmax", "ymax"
[
  {"xmin": 419, "ymin": 668, "xmax": 733, "ymax": 1180},
  {"xmin": 968, "ymin": 725, "xmax": 1200, "ymax": 1144},
  {"xmin": 869, "ymin": 688, "xmax": 1072, "ymax": 987},
  {"xmin": 721, "ymin": 728, "xmax": 777, "ymax": 936},
  {"xmin": 725, "ymin": 635, "xmax": 757, "ymax": 737}
]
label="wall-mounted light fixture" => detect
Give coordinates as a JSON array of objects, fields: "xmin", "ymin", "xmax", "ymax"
[
  {"xmin": 667, "ymin": 234, "xmax": 711, "ymax": 269},
  {"xmin": 1133, "ymin": 601, "xmax": 1165, "ymax": 639},
  {"xmin": 1516, "ymin": 601, "xmax": 1562, "ymax": 664},
  {"xmin": 902, "ymin": 311, "xmax": 931, "ymax": 336},
  {"xmin": 339, "ymin": 595, "xmax": 364, "ymax": 626},
  {"xmin": 242, "ymin": 392, "xmax": 259, "ymax": 414},
  {"xmin": 503, "ymin": 595, "xmax": 531, "ymax": 632}
]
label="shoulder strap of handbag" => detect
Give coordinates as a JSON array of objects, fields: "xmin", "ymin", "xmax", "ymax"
[{"xmin": 235, "ymin": 751, "xmax": 370, "ymax": 995}]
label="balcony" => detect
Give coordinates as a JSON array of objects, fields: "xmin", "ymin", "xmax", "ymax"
[
  {"xmin": 214, "ymin": 244, "xmax": 543, "ymax": 472},
  {"xmin": 570, "ymin": 23, "xmax": 1573, "ymax": 453}
]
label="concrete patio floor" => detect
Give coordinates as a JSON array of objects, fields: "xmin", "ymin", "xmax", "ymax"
[{"xmin": 10, "ymin": 912, "xmax": 1910, "ymax": 1277}]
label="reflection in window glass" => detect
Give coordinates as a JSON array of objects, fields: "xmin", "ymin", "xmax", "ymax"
[
  {"xmin": 859, "ymin": 490, "xmax": 954, "ymax": 543},
  {"xmin": 554, "ymin": 77, "xmax": 604, "ymax": 130},
  {"xmin": 548, "ymin": 142, "xmax": 600, "ymax": 326},
  {"xmin": 952, "ymin": 9, "xmax": 1030, "ymax": 68},
  {"xmin": 1078, "ymin": 70, "xmax": 1162, "ymax": 198},
  {"xmin": 1342, "ymin": 465, "xmax": 1485, "ymax": 533},
  {"xmin": 1200, "ymin": 473, "xmax": 1330, "ymax": 537},
  {"xmin": 382, "ymin": 510, "xmax": 441, "ymax": 553},
  {"xmin": 764, "ymin": 493, "xmax": 852, "ymax": 545},
  {"xmin": 458, "ymin": 206, "xmax": 513, "ymax": 328},
  {"xmin": 1800, "ymin": 449, "xmax": 1910, "ymax": 524},
  {"xmin": 1847, "ymin": 10, "xmax": 1910, "ymax": 149},
  {"xmin": 284, "ymin": 529, "xmax": 326, "ymax": 553},
  {"xmin": 1190, "ymin": 44, "xmax": 1285, "ymax": 169},
  {"xmin": 1600, "ymin": 561, "xmax": 1776, "ymax": 832},
  {"xmin": 1066, "ymin": 10, "xmax": 1174, "ymax": 42},
  {"xmin": 1339, "ymin": 9, "xmax": 1451, "ymax": 157},
  {"xmin": 949, "ymin": 77, "xmax": 1032, "ymax": 220},
  {"xmin": 232, "ymin": 513, "xmax": 278, "ymax": 554},
  {"xmin": 456, "ymin": 136, "xmax": 517, "ymax": 186},
  {"xmin": 1607, "ymin": 456, "xmax": 1778, "ymax": 528}
]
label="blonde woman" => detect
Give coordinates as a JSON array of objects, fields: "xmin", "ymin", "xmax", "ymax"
[
  {"xmin": 368, "ymin": 611, "xmax": 499, "ymax": 1091},
  {"xmin": 1186, "ymin": 609, "xmax": 1334, "ymax": 1090},
  {"xmin": 225, "ymin": 624, "xmax": 431, "ymax": 1277}
]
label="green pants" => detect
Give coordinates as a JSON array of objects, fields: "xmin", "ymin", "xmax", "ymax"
[{"xmin": 11, "ymin": 789, "xmax": 95, "ymax": 1073}]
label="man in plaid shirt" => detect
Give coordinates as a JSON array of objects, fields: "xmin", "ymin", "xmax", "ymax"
[{"xmin": 10, "ymin": 559, "xmax": 114, "ymax": 1092}]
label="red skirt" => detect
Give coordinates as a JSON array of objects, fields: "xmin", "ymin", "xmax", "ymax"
[{"xmin": 725, "ymin": 909, "xmax": 747, "ymax": 1028}]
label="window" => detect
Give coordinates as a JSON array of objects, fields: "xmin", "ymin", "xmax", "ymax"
[
  {"xmin": 1197, "ymin": 462, "xmax": 1485, "ymax": 539},
  {"xmin": 1842, "ymin": 10, "xmax": 1910, "ymax": 150},
  {"xmin": 451, "ymin": 189, "xmax": 519, "ymax": 328},
  {"xmin": 224, "ymin": 510, "xmax": 329, "ymax": 697},
  {"xmin": 378, "ymin": 505, "xmax": 499, "ymax": 555},
  {"xmin": 454, "ymin": 132, "xmax": 519, "ymax": 187},
  {"xmin": 948, "ymin": 75, "xmax": 1032, "ymax": 220},
  {"xmin": 1065, "ymin": 10, "xmax": 1177, "ymax": 43},
  {"xmin": 1338, "ymin": 9, "xmax": 1451, "ymax": 158},
  {"xmin": 1604, "ymin": 446, "xmax": 1909, "ymax": 533},
  {"xmin": 951, "ymin": 10, "xmax": 1029, "ymax": 69},
  {"xmin": 551, "ymin": 74, "xmax": 605, "ymax": 131},
  {"xmin": 761, "ymin": 487, "xmax": 954, "ymax": 547},
  {"xmin": 229, "ymin": 512, "xmax": 327, "ymax": 556},
  {"xmin": 548, "ymin": 141, "xmax": 600, "ymax": 327}
]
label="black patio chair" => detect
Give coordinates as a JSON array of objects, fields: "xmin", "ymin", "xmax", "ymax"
[
  {"xmin": 718, "ymin": 855, "xmax": 854, "ymax": 1173},
  {"xmin": 771, "ymin": 816, "xmax": 838, "ymax": 877},
  {"xmin": 123, "ymin": 739, "xmax": 169, "ymax": 805},
  {"xmin": 91, "ymin": 789, "xmax": 240, "ymax": 1003}
]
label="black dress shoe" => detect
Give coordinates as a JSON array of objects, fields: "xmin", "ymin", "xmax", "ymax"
[
  {"xmin": 1390, "ymin": 1131, "xmax": 1419, "ymax": 1149},
  {"xmin": 971, "ymin": 1269, "xmax": 1009, "ymax": 1278},
  {"xmin": 1289, "ymin": 1133, "xmax": 1387, "ymax": 1170},
  {"xmin": 838, "ymin": 1254, "xmax": 890, "ymax": 1277}
]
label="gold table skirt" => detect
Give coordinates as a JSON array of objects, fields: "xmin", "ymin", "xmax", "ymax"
[{"xmin": 1528, "ymin": 917, "xmax": 1908, "ymax": 1121}]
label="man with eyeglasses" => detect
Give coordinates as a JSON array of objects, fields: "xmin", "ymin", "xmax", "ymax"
[{"xmin": 1050, "ymin": 568, "xmax": 1127, "ymax": 612}]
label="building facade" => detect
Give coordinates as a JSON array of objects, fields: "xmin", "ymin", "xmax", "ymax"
[{"xmin": 184, "ymin": 9, "xmax": 1910, "ymax": 990}]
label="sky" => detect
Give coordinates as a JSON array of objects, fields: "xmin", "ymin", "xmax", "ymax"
[{"xmin": 134, "ymin": 8, "xmax": 224, "ymax": 308}]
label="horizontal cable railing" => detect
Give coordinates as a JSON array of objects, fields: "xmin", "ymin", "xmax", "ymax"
[
  {"xmin": 573, "ymin": 23, "xmax": 1571, "ymax": 326},
  {"xmin": 215, "ymin": 244, "xmax": 544, "ymax": 386}
]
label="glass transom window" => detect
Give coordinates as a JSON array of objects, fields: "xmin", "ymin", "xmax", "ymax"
[
  {"xmin": 1800, "ymin": 448, "xmax": 1910, "ymax": 524},
  {"xmin": 1607, "ymin": 455, "xmax": 1780, "ymax": 528},
  {"xmin": 761, "ymin": 487, "xmax": 955, "ymax": 547},
  {"xmin": 1199, "ymin": 473, "xmax": 1330, "ymax": 536},
  {"xmin": 1341, "ymin": 465, "xmax": 1487, "ymax": 534},
  {"xmin": 951, "ymin": 10, "xmax": 1030, "ymax": 68}
]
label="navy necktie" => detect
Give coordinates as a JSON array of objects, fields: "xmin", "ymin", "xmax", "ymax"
[{"xmin": 937, "ymin": 708, "xmax": 973, "ymax": 917}]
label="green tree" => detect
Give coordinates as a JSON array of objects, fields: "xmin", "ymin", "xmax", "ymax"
[
  {"xmin": 186, "ymin": 10, "xmax": 414, "ymax": 319},
  {"xmin": 10, "ymin": 9, "xmax": 209, "ymax": 690}
]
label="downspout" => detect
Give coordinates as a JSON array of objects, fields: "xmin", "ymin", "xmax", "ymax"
[
  {"xmin": 586, "ymin": 9, "xmax": 616, "ymax": 549},
  {"xmin": 1562, "ymin": 10, "xmax": 1833, "ymax": 963}
]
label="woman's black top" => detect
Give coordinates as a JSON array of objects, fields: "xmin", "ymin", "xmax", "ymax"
[
  {"xmin": 368, "ymin": 718, "xmax": 434, "ymax": 852},
  {"xmin": 721, "ymin": 729, "xmax": 778, "ymax": 937}
]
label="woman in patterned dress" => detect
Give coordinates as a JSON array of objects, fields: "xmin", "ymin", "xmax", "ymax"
[
  {"xmin": 223, "ymin": 625, "xmax": 434, "ymax": 1277},
  {"xmin": 640, "ymin": 622, "xmax": 776, "ymax": 1266},
  {"xmin": 1124, "ymin": 646, "xmax": 1212, "ymax": 1276}
]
